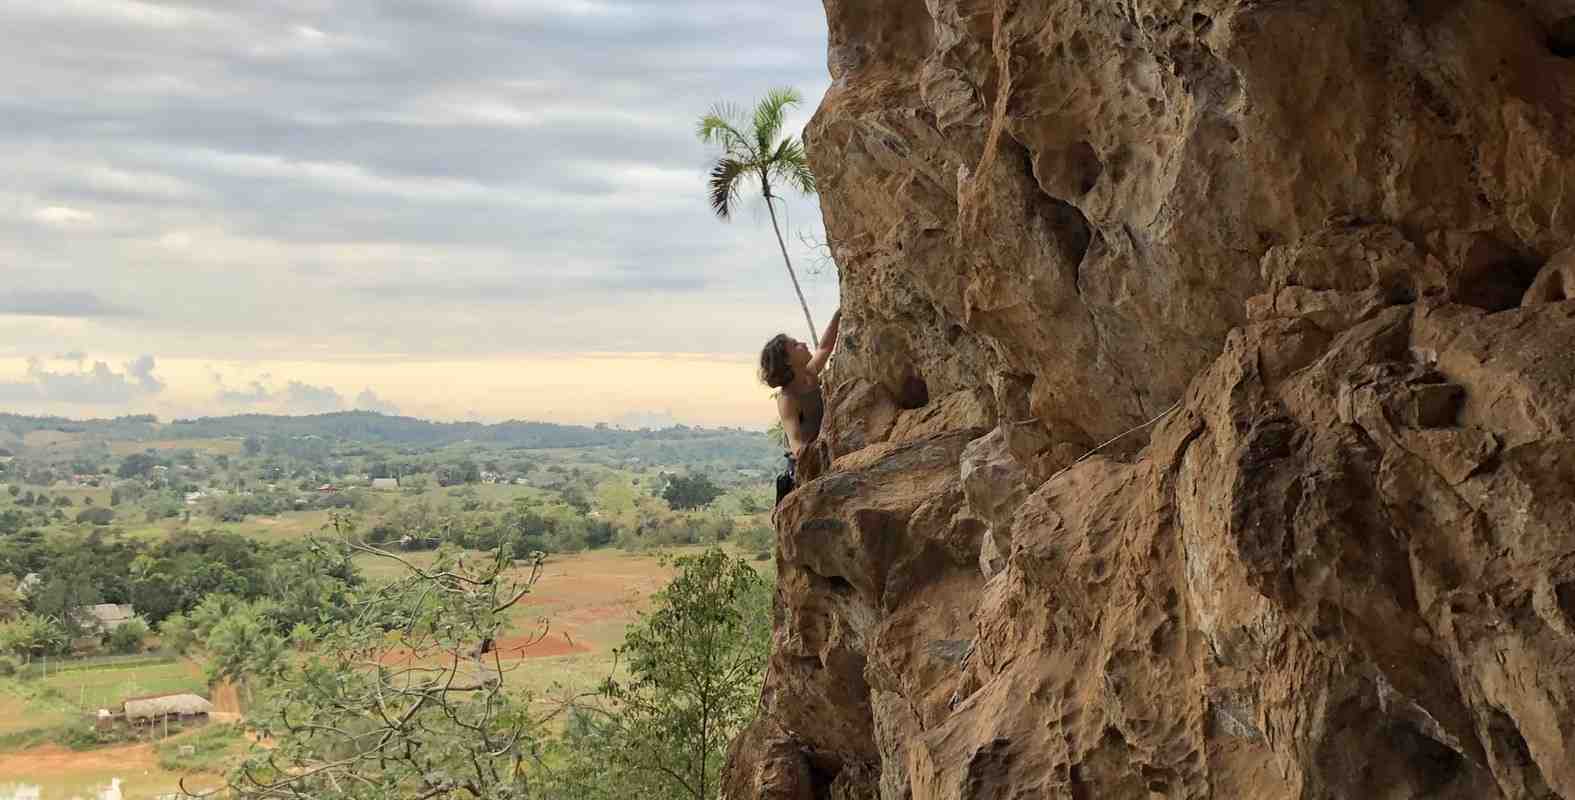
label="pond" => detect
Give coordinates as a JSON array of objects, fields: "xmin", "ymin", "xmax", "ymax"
[{"xmin": 0, "ymin": 762, "xmax": 219, "ymax": 800}]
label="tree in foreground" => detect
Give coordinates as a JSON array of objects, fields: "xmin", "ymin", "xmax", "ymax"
[
  {"xmin": 546, "ymin": 548, "xmax": 772, "ymax": 800},
  {"xmin": 698, "ymin": 87, "xmax": 820, "ymax": 346},
  {"xmin": 202, "ymin": 538, "xmax": 560, "ymax": 800}
]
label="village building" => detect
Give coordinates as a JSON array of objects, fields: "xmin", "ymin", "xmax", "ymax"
[
  {"xmin": 80, "ymin": 603, "xmax": 139, "ymax": 635},
  {"xmin": 370, "ymin": 477, "xmax": 399, "ymax": 491},
  {"xmin": 122, "ymin": 693, "xmax": 213, "ymax": 727}
]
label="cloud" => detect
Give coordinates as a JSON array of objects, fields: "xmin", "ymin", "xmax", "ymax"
[
  {"xmin": 217, "ymin": 379, "xmax": 273, "ymax": 405},
  {"xmin": 0, "ymin": 0, "xmax": 839, "ymax": 421},
  {"xmin": 283, "ymin": 381, "xmax": 344, "ymax": 414},
  {"xmin": 353, "ymin": 388, "xmax": 400, "ymax": 415},
  {"xmin": 30, "ymin": 206, "xmax": 94, "ymax": 226},
  {"xmin": 123, "ymin": 354, "xmax": 166, "ymax": 394},
  {"xmin": 0, "ymin": 290, "xmax": 138, "ymax": 318},
  {"xmin": 349, "ymin": 268, "xmax": 712, "ymax": 305},
  {"xmin": 0, "ymin": 354, "xmax": 166, "ymax": 405},
  {"xmin": 213, "ymin": 375, "xmax": 348, "ymax": 415}
]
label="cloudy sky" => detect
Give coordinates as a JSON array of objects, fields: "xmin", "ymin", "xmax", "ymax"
[{"xmin": 0, "ymin": 0, "xmax": 837, "ymax": 428}]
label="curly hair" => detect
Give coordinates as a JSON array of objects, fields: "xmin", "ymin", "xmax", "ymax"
[{"xmin": 759, "ymin": 334, "xmax": 795, "ymax": 388}]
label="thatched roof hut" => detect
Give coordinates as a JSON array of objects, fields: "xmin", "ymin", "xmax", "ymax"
[
  {"xmin": 82, "ymin": 603, "xmax": 138, "ymax": 634},
  {"xmin": 124, "ymin": 693, "xmax": 213, "ymax": 722}
]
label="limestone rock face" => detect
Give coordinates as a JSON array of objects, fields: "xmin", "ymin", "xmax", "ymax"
[{"xmin": 725, "ymin": 0, "xmax": 1575, "ymax": 797}]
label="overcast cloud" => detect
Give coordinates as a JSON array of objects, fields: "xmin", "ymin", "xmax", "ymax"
[{"xmin": 0, "ymin": 0, "xmax": 835, "ymax": 424}]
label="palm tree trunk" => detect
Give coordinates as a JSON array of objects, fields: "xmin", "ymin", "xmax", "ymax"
[{"xmin": 764, "ymin": 194, "xmax": 819, "ymax": 349}]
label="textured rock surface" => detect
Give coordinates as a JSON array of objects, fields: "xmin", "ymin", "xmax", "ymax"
[{"xmin": 726, "ymin": 0, "xmax": 1575, "ymax": 797}]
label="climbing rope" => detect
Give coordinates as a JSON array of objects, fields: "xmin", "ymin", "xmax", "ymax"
[{"xmin": 1042, "ymin": 399, "xmax": 1184, "ymax": 484}]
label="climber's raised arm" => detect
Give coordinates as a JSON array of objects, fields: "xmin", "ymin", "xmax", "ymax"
[{"xmin": 806, "ymin": 308, "xmax": 842, "ymax": 376}]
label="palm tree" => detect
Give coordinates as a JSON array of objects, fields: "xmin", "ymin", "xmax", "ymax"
[{"xmin": 698, "ymin": 87, "xmax": 821, "ymax": 347}]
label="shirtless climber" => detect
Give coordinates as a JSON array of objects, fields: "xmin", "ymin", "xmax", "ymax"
[{"xmin": 760, "ymin": 309, "xmax": 842, "ymax": 505}]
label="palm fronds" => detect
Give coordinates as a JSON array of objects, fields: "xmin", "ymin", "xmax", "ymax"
[
  {"xmin": 752, "ymin": 87, "xmax": 802, "ymax": 156},
  {"xmin": 697, "ymin": 103, "xmax": 755, "ymax": 158},
  {"xmin": 694, "ymin": 86, "xmax": 823, "ymax": 347},
  {"xmin": 697, "ymin": 87, "xmax": 816, "ymax": 219},
  {"xmin": 708, "ymin": 157, "xmax": 748, "ymax": 219},
  {"xmin": 768, "ymin": 138, "xmax": 815, "ymax": 195}
]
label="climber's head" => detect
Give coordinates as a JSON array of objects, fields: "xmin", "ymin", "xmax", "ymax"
[{"xmin": 759, "ymin": 334, "xmax": 809, "ymax": 388}]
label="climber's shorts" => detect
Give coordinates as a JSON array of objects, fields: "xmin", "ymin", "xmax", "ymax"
[{"xmin": 774, "ymin": 454, "xmax": 796, "ymax": 507}]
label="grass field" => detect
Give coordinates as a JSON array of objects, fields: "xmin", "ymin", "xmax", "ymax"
[
  {"xmin": 0, "ymin": 658, "xmax": 207, "ymax": 742},
  {"xmin": 18, "ymin": 431, "xmax": 85, "ymax": 450},
  {"xmin": 36, "ymin": 659, "xmax": 205, "ymax": 714},
  {"xmin": 107, "ymin": 438, "xmax": 243, "ymax": 457},
  {"xmin": 0, "ymin": 682, "xmax": 77, "ymax": 738}
]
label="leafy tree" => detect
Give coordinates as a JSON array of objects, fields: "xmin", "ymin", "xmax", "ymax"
[
  {"xmin": 75, "ymin": 506, "xmax": 114, "ymax": 526},
  {"xmin": 698, "ymin": 87, "xmax": 820, "ymax": 346},
  {"xmin": 109, "ymin": 484, "xmax": 140, "ymax": 506},
  {"xmin": 560, "ymin": 484, "xmax": 593, "ymax": 515},
  {"xmin": 26, "ymin": 571, "xmax": 101, "ymax": 637},
  {"xmin": 189, "ymin": 593, "xmax": 249, "ymax": 640},
  {"xmin": 258, "ymin": 539, "xmax": 359, "ymax": 630},
  {"xmin": 243, "ymin": 436, "xmax": 264, "ymax": 456},
  {"xmin": 204, "ymin": 601, "xmax": 287, "ymax": 705},
  {"xmin": 107, "ymin": 618, "xmax": 148, "ymax": 654},
  {"xmin": 157, "ymin": 612, "xmax": 197, "ymax": 655},
  {"xmin": 0, "ymin": 574, "xmax": 22, "ymax": 622},
  {"xmin": 223, "ymin": 545, "xmax": 559, "ymax": 799},
  {"xmin": 118, "ymin": 452, "xmax": 159, "ymax": 479},
  {"xmin": 558, "ymin": 549, "xmax": 770, "ymax": 800},
  {"xmin": 0, "ymin": 613, "xmax": 69, "ymax": 659},
  {"xmin": 661, "ymin": 474, "xmax": 723, "ymax": 511},
  {"xmin": 5, "ymin": 484, "xmax": 17, "ymax": 497}
]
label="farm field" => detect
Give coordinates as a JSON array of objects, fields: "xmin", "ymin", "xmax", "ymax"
[
  {"xmin": 107, "ymin": 438, "xmax": 244, "ymax": 457},
  {"xmin": 0, "ymin": 657, "xmax": 206, "ymax": 739},
  {"xmin": 354, "ymin": 545, "xmax": 771, "ymax": 698}
]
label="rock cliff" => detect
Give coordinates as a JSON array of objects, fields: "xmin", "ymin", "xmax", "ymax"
[{"xmin": 724, "ymin": 0, "xmax": 1575, "ymax": 797}]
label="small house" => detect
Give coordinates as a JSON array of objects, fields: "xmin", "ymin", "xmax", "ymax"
[
  {"xmin": 123, "ymin": 693, "xmax": 213, "ymax": 726},
  {"xmin": 370, "ymin": 478, "xmax": 399, "ymax": 491},
  {"xmin": 81, "ymin": 604, "xmax": 138, "ymax": 635}
]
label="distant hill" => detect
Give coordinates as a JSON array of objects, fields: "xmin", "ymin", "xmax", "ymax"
[{"xmin": 0, "ymin": 410, "xmax": 770, "ymax": 451}]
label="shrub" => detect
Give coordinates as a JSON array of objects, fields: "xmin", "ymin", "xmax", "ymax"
[
  {"xmin": 106, "ymin": 619, "xmax": 149, "ymax": 654},
  {"xmin": 156, "ymin": 723, "xmax": 244, "ymax": 771},
  {"xmin": 157, "ymin": 613, "xmax": 196, "ymax": 655},
  {"xmin": 75, "ymin": 506, "xmax": 115, "ymax": 526},
  {"xmin": 736, "ymin": 523, "xmax": 774, "ymax": 552},
  {"xmin": 56, "ymin": 725, "xmax": 124, "ymax": 750},
  {"xmin": 0, "ymin": 656, "xmax": 17, "ymax": 676}
]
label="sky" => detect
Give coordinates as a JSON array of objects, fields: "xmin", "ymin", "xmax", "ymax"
[{"xmin": 0, "ymin": 0, "xmax": 838, "ymax": 428}]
